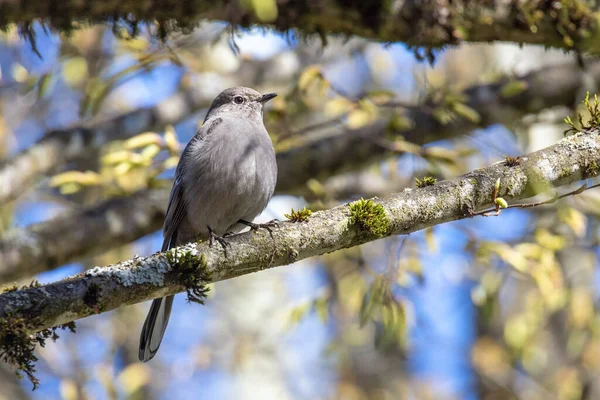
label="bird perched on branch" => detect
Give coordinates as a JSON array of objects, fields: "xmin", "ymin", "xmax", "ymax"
[{"xmin": 139, "ymin": 87, "xmax": 278, "ymax": 362}]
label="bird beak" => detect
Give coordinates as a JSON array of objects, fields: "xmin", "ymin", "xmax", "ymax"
[{"xmin": 258, "ymin": 93, "xmax": 277, "ymax": 103}]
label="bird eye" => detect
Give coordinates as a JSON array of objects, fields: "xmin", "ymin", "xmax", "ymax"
[{"xmin": 234, "ymin": 96, "xmax": 244, "ymax": 104}]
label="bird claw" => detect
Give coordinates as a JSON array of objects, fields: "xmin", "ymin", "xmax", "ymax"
[
  {"xmin": 208, "ymin": 226, "xmax": 231, "ymax": 255},
  {"xmin": 239, "ymin": 219, "xmax": 279, "ymax": 238}
]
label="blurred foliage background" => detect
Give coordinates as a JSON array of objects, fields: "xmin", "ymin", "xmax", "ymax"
[{"xmin": 2, "ymin": 4, "xmax": 600, "ymax": 400}]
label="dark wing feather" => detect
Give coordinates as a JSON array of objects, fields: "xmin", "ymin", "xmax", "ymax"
[
  {"xmin": 161, "ymin": 175, "xmax": 186, "ymax": 251},
  {"xmin": 139, "ymin": 118, "xmax": 223, "ymax": 362},
  {"xmin": 139, "ymin": 130, "xmax": 201, "ymax": 361}
]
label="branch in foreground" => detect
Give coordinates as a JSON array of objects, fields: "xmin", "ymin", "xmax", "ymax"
[
  {"xmin": 2, "ymin": 1, "xmax": 600, "ymax": 54},
  {"xmin": 1, "ymin": 130, "xmax": 599, "ymax": 334},
  {"xmin": 1, "ymin": 60, "xmax": 599, "ymax": 283}
]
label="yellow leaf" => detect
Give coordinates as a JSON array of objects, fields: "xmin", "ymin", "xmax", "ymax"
[
  {"xmin": 63, "ymin": 57, "xmax": 88, "ymax": 87},
  {"xmin": 140, "ymin": 144, "xmax": 161, "ymax": 160},
  {"xmin": 288, "ymin": 303, "xmax": 310, "ymax": 328},
  {"xmin": 432, "ymin": 108, "xmax": 455, "ymax": 125},
  {"xmin": 11, "ymin": 63, "xmax": 28, "ymax": 83},
  {"xmin": 49, "ymin": 170, "xmax": 102, "ymax": 187},
  {"xmin": 125, "ymin": 132, "xmax": 162, "ymax": 150},
  {"xmin": 500, "ymin": 80, "xmax": 528, "ymax": 98},
  {"xmin": 504, "ymin": 315, "xmax": 530, "ymax": 350},
  {"xmin": 164, "ymin": 125, "xmax": 180, "ymax": 154},
  {"xmin": 314, "ymin": 297, "xmax": 328, "ymax": 323},
  {"xmin": 570, "ymin": 289, "xmax": 594, "ymax": 329},
  {"xmin": 514, "ymin": 243, "xmax": 543, "ymax": 259},
  {"xmin": 471, "ymin": 285, "xmax": 487, "ymax": 306},
  {"xmin": 388, "ymin": 114, "xmax": 414, "ymax": 132},
  {"xmin": 317, "ymin": 79, "xmax": 330, "ymax": 97},
  {"xmin": 324, "ymin": 97, "xmax": 353, "ymax": 117},
  {"xmin": 495, "ymin": 197, "xmax": 508, "ymax": 209},
  {"xmin": 424, "ymin": 227, "xmax": 436, "ymax": 253},
  {"xmin": 535, "ymin": 229, "xmax": 565, "ymax": 250},
  {"xmin": 37, "ymin": 73, "xmax": 54, "ymax": 98},
  {"xmin": 358, "ymin": 99, "xmax": 378, "ymax": 118},
  {"xmin": 453, "ymin": 102, "xmax": 481, "ymax": 123},
  {"xmin": 559, "ymin": 207, "xmax": 587, "ymax": 237},
  {"xmin": 102, "ymin": 150, "xmax": 133, "ymax": 165},
  {"xmin": 120, "ymin": 37, "xmax": 149, "ymax": 52},
  {"xmin": 114, "ymin": 162, "xmax": 133, "ymax": 176},
  {"xmin": 59, "ymin": 182, "xmax": 81, "ymax": 195},
  {"xmin": 367, "ymin": 90, "xmax": 395, "ymax": 104},
  {"xmin": 251, "ymin": 0, "xmax": 278, "ymax": 22},
  {"xmin": 305, "ymin": 178, "xmax": 326, "ymax": 197},
  {"xmin": 117, "ymin": 364, "xmax": 150, "ymax": 396},
  {"xmin": 298, "ymin": 65, "xmax": 321, "ymax": 91},
  {"xmin": 164, "ymin": 156, "xmax": 180, "ymax": 170},
  {"xmin": 472, "ymin": 337, "xmax": 510, "ymax": 377},
  {"xmin": 59, "ymin": 379, "xmax": 78, "ymax": 400},
  {"xmin": 346, "ymin": 109, "xmax": 372, "ymax": 129},
  {"xmin": 494, "ymin": 243, "xmax": 528, "ymax": 272}
]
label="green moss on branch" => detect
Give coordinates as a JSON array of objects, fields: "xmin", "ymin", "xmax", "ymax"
[
  {"xmin": 348, "ymin": 198, "xmax": 390, "ymax": 237},
  {"xmin": 0, "ymin": 318, "xmax": 76, "ymax": 390},
  {"xmin": 167, "ymin": 248, "xmax": 210, "ymax": 304}
]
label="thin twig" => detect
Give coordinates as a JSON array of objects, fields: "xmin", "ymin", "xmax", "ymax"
[{"xmin": 470, "ymin": 182, "xmax": 599, "ymax": 217}]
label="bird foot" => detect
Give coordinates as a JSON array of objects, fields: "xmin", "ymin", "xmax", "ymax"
[
  {"xmin": 239, "ymin": 219, "xmax": 279, "ymax": 238},
  {"xmin": 208, "ymin": 226, "xmax": 231, "ymax": 255}
]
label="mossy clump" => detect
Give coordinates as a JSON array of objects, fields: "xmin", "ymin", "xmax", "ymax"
[
  {"xmin": 284, "ymin": 207, "xmax": 312, "ymax": 222},
  {"xmin": 584, "ymin": 160, "xmax": 600, "ymax": 178},
  {"xmin": 348, "ymin": 198, "xmax": 390, "ymax": 237},
  {"xmin": 167, "ymin": 249, "xmax": 211, "ymax": 305},
  {"xmin": 0, "ymin": 318, "xmax": 76, "ymax": 389},
  {"xmin": 415, "ymin": 176, "xmax": 437, "ymax": 188},
  {"xmin": 2, "ymin": 280, "xmax": 41, "ymax": 293},
  {"xmin": 504, "ymin": 155, "xmax": 521, "ymax": 167},
  {"xmin": 564, "ymin": 92, "xmax": 600, "ymax": 135}
]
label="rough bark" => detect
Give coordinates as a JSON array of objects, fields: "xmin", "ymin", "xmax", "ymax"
[
  {"xmin": 2, "ymin": 1, "xmax": 600, "ymax": 54},
  {"xmin": 1, "ymin": 129, "xmax": 598, "ymax": 332}
]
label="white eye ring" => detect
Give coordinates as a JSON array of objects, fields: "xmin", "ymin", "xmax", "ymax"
[{"xmin": 234, "ymin": 96, "xmax": 244, "ymax": 104}]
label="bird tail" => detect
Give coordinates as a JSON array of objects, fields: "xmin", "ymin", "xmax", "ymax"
[{"xmin": 138, "ymin": 295, "xmax": 174, "ymax": 362}]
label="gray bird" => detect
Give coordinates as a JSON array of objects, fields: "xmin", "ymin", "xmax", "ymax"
[{"xmin": 139, "ymin": 87, "xmax": 278, "ymax": 362}]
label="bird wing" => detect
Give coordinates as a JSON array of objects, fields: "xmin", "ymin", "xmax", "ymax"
[
  {"xmin": 161, "ymin": 173, "xmax": 187, "ymax": 251},
  {"xmin": 140, "ymin": 119, "xmax": 222, "ymax": 362},
  {"xmin": 161, "ymin": 117, "xmax": 221, "ymax": 250}
]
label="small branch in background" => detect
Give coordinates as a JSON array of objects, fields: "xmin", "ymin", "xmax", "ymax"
[{"xmin": 471, "ymin": 182, "xmax": 597, "ymax": 218}]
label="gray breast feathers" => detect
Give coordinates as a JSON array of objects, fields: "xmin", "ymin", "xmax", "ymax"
[{"xmin": 181, "ymin": 116, "xmax": 277, "ymax": 237}]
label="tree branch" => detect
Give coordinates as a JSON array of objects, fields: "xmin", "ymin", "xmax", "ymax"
[
  {"xmin": 2, "ymin": 1, "xmax": 600, "ymax": 53},
  {"xmin": 0, "ymin": 61, "xmax": 598, "ymax": 282},
  {"xmin": 0, "ymin": 189, "xmax": 169, "ymax": 282},
  {"xmin": 1, "ymin": 130, "xmax": 599, "ymax": 333}
]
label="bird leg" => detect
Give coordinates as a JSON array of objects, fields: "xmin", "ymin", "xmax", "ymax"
[
  {"xmin": 207, "ymin": 225, "xmax": 231, "ymax": 254},
  {"xmin": 238, "ymin": 219, "xmax": 279, "ymax": 238}
]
